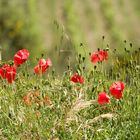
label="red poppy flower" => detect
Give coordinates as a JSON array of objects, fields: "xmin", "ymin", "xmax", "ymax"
[
  {"xmin": 34, "ymin": 58, "xmax": 52, "ymax": 74},
  {"xmin": 98, "ymin": 92, "xmax": 110, "ymax": 105},
  {"xmin": 0, "ymin": 65, "xmax": 9, "ymax": 79},
  {"xmin": 70, "ymin": 73, "xmax": 84, "ymax": 84},
  {"xmin": 14, "ymin": 49, "xmax": 29, "ymax": 66},
  {"xmin": 109, "ymin": 81, "xmax": 125, "ymax": 99},
  {"xmin": 5, "ymin": 66, "xmax": 17, "ymax": 83},
  {"xmin": 0, "ymin": 65, "xmax": 16, "ymax": 83},
  {"xmin": 99, "ymin": 50, "xmax": 108, "ymax": 60},
  {"xmin": 90, "ymin": 50, "xmax": 108, "ymax": 63}
]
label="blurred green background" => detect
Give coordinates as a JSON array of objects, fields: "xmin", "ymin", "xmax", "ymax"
[{"xmin": 0, "ymin": 0, "xmax": 140, "ymax": 73}]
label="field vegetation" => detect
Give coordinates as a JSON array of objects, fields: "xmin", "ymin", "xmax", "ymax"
[{"xmin": 0, "ymin": 0, "xmax": 140, "ymax": 139}]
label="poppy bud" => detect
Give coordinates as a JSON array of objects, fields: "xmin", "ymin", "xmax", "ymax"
[
  {"xmin": 130, "ymin": 43, "xmax": 132, "ymax": 47},
  {"xmin": 80, "ymin": 43, "xmax": 83, "ymax": 47},
  {"xmin": 124, "ymin": 40, "xmax": 127, "ymax": 43},
  {"xmin": 79, "ymin": 54, "xmax": 81, "ymax": 58},
  {"xmin": 82, "ymin": 57, "xmax": 85, "ymax": 62}
]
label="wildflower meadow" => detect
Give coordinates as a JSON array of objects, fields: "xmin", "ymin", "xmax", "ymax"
[{"xmin": 0, "ymin": 41, "xmax": 140, "ymax": 140}]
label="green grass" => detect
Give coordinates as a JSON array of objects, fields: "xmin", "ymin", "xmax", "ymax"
[{"xmin": 0, "ymin": 43, "xmax": 140, "ymax": 139}]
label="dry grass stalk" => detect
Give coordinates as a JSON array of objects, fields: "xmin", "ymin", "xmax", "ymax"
[
  {"xmin": 66, "ymin": 98, "xmax": 97, "ymax": 123},
  {"xmin": 88, "ymin": 113, "xmax": 116, "ymax": 124}
]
